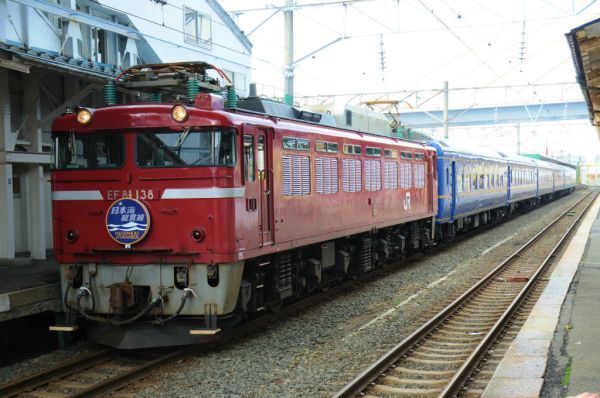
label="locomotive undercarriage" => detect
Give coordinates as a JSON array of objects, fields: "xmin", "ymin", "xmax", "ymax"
[
  {"xmin": 59, "ymin": 220, "xmax": 432, "ymax": 349},
  {"xmin": 238, "ymin": 220, "xmax": 432, "ymax": 318}
]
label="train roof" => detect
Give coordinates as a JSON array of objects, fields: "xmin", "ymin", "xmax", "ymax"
[
  {"xmin": 429, "ymin": 139, "xmax": 507, "ymax": 159},
  {"xmin": 52, "ymin": 100, "xmax": 436, "ymax": 153},
  {"xmin": 428, "ymin": 139, "xmax": 562, "ymax": 170}
]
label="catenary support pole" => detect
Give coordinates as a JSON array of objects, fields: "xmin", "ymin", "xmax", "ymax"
[
  {"xmin": 0, "ymin": 68, "xmax": 15, "ymax": 259},
  {"xmin": 517, "ymin": 123, "xmax": 521, "ymax": 154},
  {"xmin": 284, "ymin": 0, "xmax": 294, "ymax": 105},
  {"xmin": 443, "ymin": 80, "xmax": 449, "ymax": 139}
]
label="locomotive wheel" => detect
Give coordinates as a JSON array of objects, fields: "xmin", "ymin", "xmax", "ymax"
[{"xmin": 267, "ymin": 297, "xmax": 283, "ymax": 313}]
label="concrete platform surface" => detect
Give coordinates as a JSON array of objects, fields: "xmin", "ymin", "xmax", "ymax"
[
  {"xmin": 0, "ymin": 257, "xmax": 61, "ymax": 322},
  {"xmin": 555, "ymin": 201, "xmax": 600, "ymax": 396},
  {"xmin": 483, "ymin": 196, "xmax": 600, "ymax": 398}
]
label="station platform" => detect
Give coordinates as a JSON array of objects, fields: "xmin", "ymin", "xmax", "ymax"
[
  {"xmin": 0, "ymin": 257, "xmax": 61, "ymax": 322},
  {"xmin": 483, "ymin": 196, "xmax": 600, "ymax": 397}
]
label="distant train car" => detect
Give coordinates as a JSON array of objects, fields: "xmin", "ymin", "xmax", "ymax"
[
  {"xmin": 428, "ymin": 140, "xmax": 576, "ymax": 241},
  {"xmin": 506, "ymin": 155, "xmax": 539, "ymax": 205}
]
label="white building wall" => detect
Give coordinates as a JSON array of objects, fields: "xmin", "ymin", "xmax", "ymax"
[
  {"xmin": 97, "ymin": 0, "xmax": 251, "ymax": 95},
  {"xmin": 0, "ymin": 0, "xmax": 252, "ymax": 259},
  {"xmin": 6, "ymin": 2, "xmax": 62, "ymax": 51}
]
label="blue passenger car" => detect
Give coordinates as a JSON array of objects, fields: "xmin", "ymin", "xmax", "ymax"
[
  {"xmin": 505, "ymin": 155, "xmax": 539, "ymax": 204},
  {"xmin": 428, "ymin": 140, "xmax": 509, "ymax": 238},
  {"xmin": 428, "ymin": 140, "xmax": 575, "ymax": 241}
]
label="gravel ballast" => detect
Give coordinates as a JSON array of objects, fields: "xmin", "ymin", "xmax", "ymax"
[{"xmin": 0, "ymin": 191, "xmax": 587, "ymax": 397}]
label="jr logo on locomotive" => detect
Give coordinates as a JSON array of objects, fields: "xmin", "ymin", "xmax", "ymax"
[{"xmin": 105, "ymin": 198, "xmax": 151, "ymax": 246}]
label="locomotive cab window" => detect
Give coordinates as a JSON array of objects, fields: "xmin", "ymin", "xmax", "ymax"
[
  {"xmin": 55, "ymin": 132, "xmax": 124, "ymax": 170},
  {"xmin": 136, "ymin": 129, "xmax": 235, "ymax": 168},
  {"xmin": 384, "ymin": 149, "xmax": 397, "ymax": 158}
]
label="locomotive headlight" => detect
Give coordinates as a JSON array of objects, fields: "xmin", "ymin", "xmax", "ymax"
[
  {"xmin": 171, "ymin": 105, "xmax": 188, "ymax": 123},
  {"xmin": 76, "ymin": 108, "xmax": 93, "ymax": 125}
]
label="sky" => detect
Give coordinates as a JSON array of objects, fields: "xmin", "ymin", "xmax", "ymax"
[{"xmin": 220, "ymin": 0, "xmax": 600, "ymax": 162}]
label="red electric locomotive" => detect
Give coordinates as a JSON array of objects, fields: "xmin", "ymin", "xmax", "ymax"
[{"xmin": 51, "ymin": 63, "xmax": 437, "ymax": 348}]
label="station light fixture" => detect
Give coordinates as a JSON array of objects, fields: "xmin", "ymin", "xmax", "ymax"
[
  {"xmin": 76, "ymin": 108, "xmax": 93, "ymax": 125},
  {"xmin": 171, "ymin": 105, "xmax": 189, "ymax": 123}
]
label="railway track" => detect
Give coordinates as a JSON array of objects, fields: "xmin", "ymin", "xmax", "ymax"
[
  {"xmin": 334, "ymin": 192, "xmax": 597, "ymax": 398},
  {"xmin": 0, "ymin": 348, "xmax": 185, "ymax": 397}
]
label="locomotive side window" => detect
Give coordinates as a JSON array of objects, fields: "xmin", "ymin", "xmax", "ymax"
[
  {"xmin": 283, "ymin": 137, "xmax": 310, "ymax": 151},
  {"xmin": 384, "ymin": 149, "xmax": 397, "ymax": 158},
  {"xmin": 366, "ymin": 147, "xmax": 382, "ymax": 157},
  {"xmin": 243, "ymin": 135, "xmax": 255, "ymax": 182},
  {"xmin": 136, "ymin": 129, "xmax": 236, "ymax": 168},
  {"xmin": 316, "ymin": 141, "xmax": 339, "ymax": 153},
  {"xmin": 56, "ymin": 133, "xmax": 123, "ymax": 170},
  {"xmin": 283, "ymin": 137, "xmax": 296, "ymax": 150},
  {"xmin": 297, "ymin": 139, "xmax": 310, "ymax": 150},
  {"xmin": 343, "ymin": 144, "xmax": 362, "ymax": 155},
  {"xmin": 257, "ymin": 136, "xmax": 265, "ymax": 175}
]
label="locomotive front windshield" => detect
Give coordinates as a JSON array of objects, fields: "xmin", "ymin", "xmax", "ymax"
[
  {"xmin": 137, "ymin": 129, "xmax": 236, "ymax": 167},
  {"xmin": 55, "ymin": 133, "xmax": 123, "ymax": 170}
]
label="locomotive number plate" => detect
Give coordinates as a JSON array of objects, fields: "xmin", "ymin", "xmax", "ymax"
[{"xmin": 106, "ymin": 189, "xmax": 157, "ymax": 201}]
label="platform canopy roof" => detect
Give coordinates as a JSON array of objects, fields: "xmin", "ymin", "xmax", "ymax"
[{"xmin": 567, "ymin": 17, "xmax": 600, "ymax": 138}]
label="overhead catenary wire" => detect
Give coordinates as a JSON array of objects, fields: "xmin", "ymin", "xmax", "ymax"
[{"xmin": 297, "ymin": 0, "xmax": 579, "ymax": 106}]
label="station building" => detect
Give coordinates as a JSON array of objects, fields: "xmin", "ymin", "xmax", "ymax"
[{"xmin": 0, "ymin": 0, "xmax": 252, "ymax": 259}]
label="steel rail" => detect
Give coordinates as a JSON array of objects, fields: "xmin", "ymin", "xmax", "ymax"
[
  {"xmin": 333, "ymin": 192, "xmax": 596, "ymax": 398},
  {"xmin": 440, "ymin": 192, "xmax": 597, "ymax": 397},
  {"xmin": 0, "ymin": 348, "xmax": 186, "ymax": 398},
  {"xmin": 71, "ymin": 349, "xmax": 186, "ymax": 398},
  {"xmin": 0, "ymin": 349, "xmax": 114, "ymax": 397}
]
